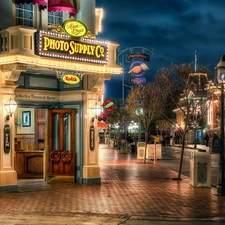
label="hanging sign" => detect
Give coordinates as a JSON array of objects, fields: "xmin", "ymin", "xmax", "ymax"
[
  {"xmin": 90, "ymin": 125, "xmax": 95, "ymax": 150},
  {"xmin": 130, "ymin": 77, "xmax": 146, "ymax": 85},
  {"xmin": 4, "ymin": 124, "xmax": 10, "ymax": 153},
  {"xmin": 103, "ymin": 99, "xmax": 114, "ymax": 112},
  {"xmin": 126, "ymin": 53, "xmax": 150, "ymax": 61}
]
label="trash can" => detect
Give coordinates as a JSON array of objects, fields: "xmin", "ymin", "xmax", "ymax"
[
  {"xmin": 137, "ymin": 142, "xmax": 146, "ymax": 159},
  {"xmin": 146, "ymin": 144, "xmax": 162, "ymax": 159},
  {"xmin": 190, "ymin": 150, "xmax": 211, "ymax": 187}
]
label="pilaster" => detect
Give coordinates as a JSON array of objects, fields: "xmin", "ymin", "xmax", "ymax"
[
  {"xmin": 82, "ymin": 74, "xmax": 104, "ymax": 183},
  {"xmin": 0, "ymin": 64, "xmax": 23, "ymax": 191},
  {"xmin": 0, "ymin": 83, "xmax": 18, "ymax": 191}
]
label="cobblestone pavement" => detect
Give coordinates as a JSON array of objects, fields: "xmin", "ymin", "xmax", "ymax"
[{"xmin": 0, "ymin": 144, "xmax": 225, "ymax": 224}]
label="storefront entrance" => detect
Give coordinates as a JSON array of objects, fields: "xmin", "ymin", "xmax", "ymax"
[{"xmin": 48, "ymin": 108, "xmax": 75, "ymax": 177}]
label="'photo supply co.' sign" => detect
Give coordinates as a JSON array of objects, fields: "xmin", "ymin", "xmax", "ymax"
[{"xmin": 35, "ymin": 20, "xmax": 108, "ymax": 64}]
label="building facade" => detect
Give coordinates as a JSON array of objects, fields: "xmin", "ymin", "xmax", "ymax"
[
  {"xmin": 173, "ymin": 56, "xmax": 225, "ymax": 146},
  {"xmin": 0, "ymin": 0, "xmax": 122, "ymax": 191}
]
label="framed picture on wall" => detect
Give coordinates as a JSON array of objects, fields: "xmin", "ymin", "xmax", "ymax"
[{"xmin": 22, "ymin": 111, "xmax": 31, "ymax": 127}]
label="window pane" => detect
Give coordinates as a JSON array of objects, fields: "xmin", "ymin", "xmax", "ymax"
[
  {"xmin": 15, "ymin": 3, "xmax": 33, "ymax": 27},
  {"xmin": 48, "ymin": 11, "xmax": 63, "ymax": 26}
]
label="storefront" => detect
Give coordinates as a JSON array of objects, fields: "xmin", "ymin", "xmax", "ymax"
[{"xmin": 0, "ymin": 1, "xmax": 122, "ymax": 191}]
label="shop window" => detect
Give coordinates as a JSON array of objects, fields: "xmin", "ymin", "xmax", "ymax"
[{"xmin": 16, "ymin": 3, "xmax": 33, "ymax": 27}]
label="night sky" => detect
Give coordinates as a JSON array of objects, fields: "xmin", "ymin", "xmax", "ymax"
[{"xmin": 96, "ymin": 0, "xmax": 225, "ymax": 99}]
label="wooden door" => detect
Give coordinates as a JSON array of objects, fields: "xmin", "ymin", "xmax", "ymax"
[{"xmin": 48, "ymin": 108, "xmax": 75, "ymax": 176}]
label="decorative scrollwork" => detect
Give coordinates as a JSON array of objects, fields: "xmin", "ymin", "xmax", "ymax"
[
  {"xmin": 83, "ymin": 31, "xmax": 95, "ymax": 39},
  {"xmin": 50, "ymin": 150, "xmax": 61, "ymax": 162},
  {"xmin": 1, "ymin": 63, "xmax": 27, "ymax": 83},
  {"xmin": 62, "ymin": 150, "xmax": 72, "ymax": 162},
  {"xmin": 49, "ymin": 25, "xmax": 66, "ymax": 35}
]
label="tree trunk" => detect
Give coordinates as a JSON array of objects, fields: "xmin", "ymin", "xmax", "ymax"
[
  {"xmin": 177, "ymin": 134, "xmax": 186, "ymax": 180},
  {"xmin": 143, "ymin": 131, "xmax": 148, "ymax": 164}
]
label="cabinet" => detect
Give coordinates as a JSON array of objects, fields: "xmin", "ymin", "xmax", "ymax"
[
  {"xmin": 35, "ymin": 109, "xmax": 47, "ymax": 150},
  {"xmin": 14, "ymin": 141, "xmax": 21, "ymax": 151},
  {"xmin": 15, "ymin": 151, "xmax": 44, "ymax": 178}
]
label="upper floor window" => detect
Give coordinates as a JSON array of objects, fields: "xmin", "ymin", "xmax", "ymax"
[
  {"xmin": 15, "ymin": 3, "xmax": 33, "ymax": 27},
  {"xmin": 48, "ymin": 11, "xmax": 64, "ymax": 26}
]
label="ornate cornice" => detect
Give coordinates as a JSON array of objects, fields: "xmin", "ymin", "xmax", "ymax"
[{"xmin": 1, "ymin": 63, "xmax": 27, "ymax": 84}]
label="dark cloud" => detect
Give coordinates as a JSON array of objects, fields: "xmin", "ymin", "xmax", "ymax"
[{"xmin": 96, "ymin": 0, "xmax": 225, "ymax": 99}]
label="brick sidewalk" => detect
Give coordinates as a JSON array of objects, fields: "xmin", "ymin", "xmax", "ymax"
[{"xmin": 0, "ymin": 144, "xmax": 225, "ymax": 224}]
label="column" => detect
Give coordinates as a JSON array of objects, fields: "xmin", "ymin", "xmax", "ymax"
[{"xmin": 0, "ymin": 83, "xmax": 18, "ymax": 191}]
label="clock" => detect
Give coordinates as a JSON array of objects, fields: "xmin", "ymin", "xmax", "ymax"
[{"xmin": 135, "ymin": 107, "xmax": 143, "ymax": 116}]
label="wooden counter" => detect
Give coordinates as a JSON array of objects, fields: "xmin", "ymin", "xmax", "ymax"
[{"xmin": 15, "ymin": 151, "xmax": 44, "ymax": 179}]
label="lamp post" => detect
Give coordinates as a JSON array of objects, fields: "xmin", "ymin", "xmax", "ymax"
[
  {"xmin": 117, "ymin": 47, "xmax": 154, "ymax": 102},
  {"xmin": 216, "ymin": 55, "xmax": 225, "ymax": 195}
]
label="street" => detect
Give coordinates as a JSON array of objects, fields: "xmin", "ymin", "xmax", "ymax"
[{"xmin": 0, "ymin": 144, "xmax": 224, "ymax": 225}]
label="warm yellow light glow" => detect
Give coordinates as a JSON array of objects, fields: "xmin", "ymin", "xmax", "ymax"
[
  {"xmin": 4, "ymin": 98, "xmax": 17, "ymax": 120},
  {"xmin": 0, "ymin": 55, "xmax": 122, "ymax": 74}
]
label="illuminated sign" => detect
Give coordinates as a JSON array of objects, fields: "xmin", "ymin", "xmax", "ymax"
[
  {"xmin": 127, "ymin": 53, "xmax": 150, "ymax": 61},
  {"xmin": 130, "ymin": 77, "xmax": 146, "ymax": 85},
  {"xmin": 103, "ymin": 99, "xmax": 114, "ymax": 112},
  {"xmin": 63, "ymin": 20, "xmax": 87, "ymax": 38},
  {"xmin": 62, "ymin": 74, "xmax": 80, "ymax": 85},
  {"xmin": 98, "ymin": 112, "xmax": 108, "ymax": 122},
  {"xmin": 35, "ymin": 30, "xmax": 108, "ymax": 64}
]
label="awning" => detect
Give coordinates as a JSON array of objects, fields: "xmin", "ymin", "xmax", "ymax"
[
  {"xmin": 15, "ymin": 0, "xmax": 47, "ymax": 6},
  {"xmin": 48, "ymin": 0, "xmax": 77, "ymax": 17},
  {"xmin": 98, "ymin": 121, "xmax": 108, "ymax": 129},
  {"xmin": 15, "ymin": 0, "xmax": 76, "ymax": 16},
  {"xmin": 15, "ymin": 0, "xmax": 47, "ymax": 10}
]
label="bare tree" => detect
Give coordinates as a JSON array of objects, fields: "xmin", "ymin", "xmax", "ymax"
[
  {"xmin": 106, "ymin": 98, "xmax": 134, "ymax": 148},
  {"xmin": 126, "ymin": 83, "xmax": 167, "ymax": 163},
  {"xmin": 155, "ymin": 63, "xmax": 211, "ymax": 179}
]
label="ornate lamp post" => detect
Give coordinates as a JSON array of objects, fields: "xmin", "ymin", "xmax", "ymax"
[{"xmin": 216, "ymin": 55, "xmax": 225, "ymax": 195}]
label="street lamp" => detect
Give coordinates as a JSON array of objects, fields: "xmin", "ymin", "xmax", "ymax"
[{"xmin": 216, "ymin": 54, "xmax": 225, "ymax": 195}]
